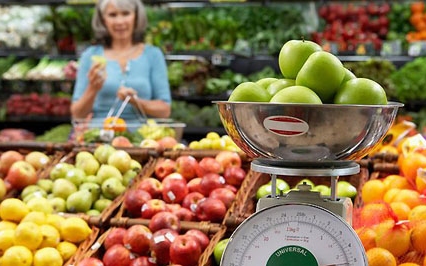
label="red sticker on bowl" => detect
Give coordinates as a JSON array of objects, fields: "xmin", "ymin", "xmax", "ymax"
[{"xmin": 263, "ymin": 116, "xmax": 309, "ymax": 137}]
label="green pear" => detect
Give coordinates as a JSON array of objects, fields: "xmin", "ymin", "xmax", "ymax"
[
  {"xmin": 94, "ymin": 144, "xmax": 116, "ymax": 164},
  {"xmin": 52, "ymin": 178, "xmax": 77, "ymax": 199},
  {"xmin": 75, "ymin": 151, "xmax": 96, "ymax": 165},
  {"xmin": 294, "ymin": 178, "xmax": 316, "ymax": 190},
  {"xmin": 22, "ymin": 190, "xmax": 47, "ymax": 203},
  {"xmin": 76, "ymin": 157, "xmax": 100, "ymax": 176},
  {"xmin": 21, "ymin": 185, "xmax": 45, "ymax": 200},
  {"xmin": 66, "ymin": 190, "xmax": 93, "ymax": 213},
  {"xmin": 130, "ymin": 159, "xmax": 142, "ymax": 170},
  {"xmin": 97, "ymin": 164, "xmax": 123, "ymax": 183},
  {"xmin": 107, "ymin": 150, "xmax": 132, "ymax": 174},
  {"xmin": 85, "ymin": 175, "xmax": 103, "ymax": 185},
  {"xmin": 49, "ymin": 162, "xmax": 74, "ymax": 180},
  {"xmin": 79, "ymin": 182, "xmax": 101, "ymax": 202},
  {"xmin": 86, "ymin": 209, "xmax": 101, "ymax": 216},
  {"xmin": 47, "ymin": 197, "xmax": 67, "ymax": 213},
  {"xmin": 123, "ymin": 169, "xmax": 138, "ymax": 187},
  {"xmin": 65, "ymin": 168, "xmax": 86, "ymax": 187},
  {"xmin": 313, "ymin": 185, "xmax": 331, "ymax": 196},
  {"xmin": 27, "ymin": 197, "xmax": 53, "ymax": 214},
  {"xmin": 101, "ymin": 177, "xmax": 126, "ymax": 200},
  {"xmin": 93, "ymin": 198, "xmax": 112, "ymax": 213},
  {"xmin": 337, "ymin": 181, "xmax": 357, "ymax": 198},
  {"xmin": 36, "ymin": 179, "xmax": 53, "ymax": 193}
]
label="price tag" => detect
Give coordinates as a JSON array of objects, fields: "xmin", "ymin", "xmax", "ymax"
[
  {"xmin": 211, "ymin": 52, "xmax": 233, "ymax": 66},
  {"xmin": 408, "ymin": 41, "xmax": 426, "ymax": 56},
  {"xmin": 355, "ymin": 43, "xmax": 374, "ymax": 56},
  {"xmin": 381, "ymin": 40, "xmax": 402, "ymax": 56}
]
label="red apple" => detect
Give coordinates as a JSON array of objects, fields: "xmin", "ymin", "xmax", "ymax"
[
  {"xmin": 225, "ymin": 184, "xmax": 238, "ymax": 194},
  {"xmin": 0, "ymin": 150, "xmax": 24, "ymax": 176},
  {"xmin": 123, "ymin": 224, "xmax": 153, "ymax": 256},
  {"xmin": 187, "ymin": 177, "xmax": 202, "ymax": 194},
  {"xmin": 185, "ymin": 229, "xmax": 210, "ymax": 251},
  {"xmin": 169, "ymin": 235, "xmax": 202, "ymax": 266},
  {"xmin": 102, "ymin": 244, "xmax": 132, "ymax": 266},
  {"xmin": 209, "ymin": 187, "xmax": 236, "ymax": 208},
  {"xmin": 199, "ymin": 173, "xmax": 226, "ymax": 196},
  {"xmin": 157, "ymin": 136, "xmax": 178, "ymax": 150},
  {"xmin": 137, "ymin": 177, "xmax": 163, "ymax": 198},
  {"xmin": 182, "ymin": 192, "xmax": 205, "ymax": 212},
  {"xmin": 223, "ymin": 166, "xmax": 246, "ymax": 187},
  {"xmin": 78, "ymin": 257, "xmax": 104, "ymax": 266},
  {"xmin": 141, "ymin": 199, "xmax": 167, "ymax": 219},
  {"xmin": 149, "ymin": 211, "xmax": 181, "ymax": 233},
  {"xmin": 104, "ymin": 227, "xmax": 127, "ymax": 250},
  {"xmin": 150, "ymin": 228, "xmax": 179, "ymax": 265},
  {"xmin": 175, "ymin": 155, "xmax": 199, "ymax": 181},
  {"xmin": 154, "ymin": 159, "xmax": 176, "ymax": 181},
  {"xmin": 215, "ymin": 151, "xmax": 242, "ymax": 169},
  {"xmin": 195, "ymin": 198, "xmax": 227, "ymax": 223},
  {"xmin": 162, "ymin": 173, "xmax": 188, "ymax": 204},
  {"xmin": 124, "ymin": 188, "xmax": 152, "ymax": 217},
  {"xmin": 197, "ymin": 157, "xmax": 222, "ymax": 176},
  {"xmin": 173, "ymin": 207, "xmax": 195, "ymax": 222},
  {"xmin": 5, "ymin": 160, "xmax": 37, "ymax": 190},
  {"xmin": 129, "ymin": 256, "xmax": 156, "ymax": 266},
  {"xmin": 111, "ymin": 136, "xmax": 133, "ymax": 148}
]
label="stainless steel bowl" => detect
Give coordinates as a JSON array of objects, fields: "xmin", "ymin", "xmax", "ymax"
[{"xmin": 215, "ymin": 101, "xmax": 403, "ymax": 162}]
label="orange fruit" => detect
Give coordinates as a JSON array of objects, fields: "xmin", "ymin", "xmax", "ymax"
[
  {"xmin": 390, "ymin": 202, "xmax": 411, "ymax": 221},
  {"xmin": 366, "ymin": 247, "xmax": 397, "ymax": 266},
  {"xmin": 375, "ymin": 220, "xmax": 411, "ymax": 257},
  {"xmin": 355, "ymin": 202, "xmax": 397, "ymax": 228},
  {"xmin": 409, "ymin": 205, "xmax": 426, "ymax": 226},
  {"xmin": 415, "ymin": 168, "xmax": 426, "ymax": 193},
  {"xmin": 362, "ymin": 179, "xmax": 386, "ymax": 204},
  {"xmin": 400, "ymin": 152, "xmax": 426, "ymax": 184},
  {"xmin": 392, "ymin": 189, "xmax": 422, "ymax": 209},
  {"xmin": 411, "ymin": 221, "xmax": 426, "ymax": 253},
  {"xmin": 379, "ymin": 145, "xmax": 399, "ymax": 156},
  {"xmin": 383, "ymin": 174, "xmax": 413, "ymax": 190},
  {"xmin": 356, "ymin": 226, "xmax": 377, "ymax": 251},
  {"xmin": 399, "ymin": 263, "xmax": 421, "ymax": 266},
  {"xmin": 103, "ymin": 116, "xmax": 127, "ymax": 132},
  {"xmin": 384, "ymin": 188, "xmax": 402, "ymax": 203}
]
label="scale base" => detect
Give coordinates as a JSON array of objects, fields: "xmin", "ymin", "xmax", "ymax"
[{"xmin": 257, "ymin": 189, "xmax": 353, "ymax": 225}]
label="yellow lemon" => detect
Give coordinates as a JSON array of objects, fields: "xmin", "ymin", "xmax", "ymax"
[
  {"xmin": 1, "ymin": 245, "xmax": 33, "ymax": 266},
  {"xmin": 21, "ymin": 211, "xmax": 46, "ymax": 225},
  {"xmin": 60, "ymin": 217, "xmax": 92, "ymax": 243},
  {"xmin": 0, "ymin": 229, "xmax": 15, "ymax": 255},
  {"xmin": 0, "ymin": 198, "xmax": 29, "ymax": 222},
  {"xmin": 0, "ymin": 220, "xmax": 17, "ymax": 231},
  {"xmin": 39, "ymin": 224, "xmax": 60, "ymax": 248},
  {"xmin": 14, "ymin": 222, "xmax": 43, "ymax": 251},
  {"xmin": 56, "ymin": 241, "xmax": 78, "ymax": 261},
  {"xmin": 26, "ymin": 197, "xmax": 53, "ymax": 215},
  {"xmin": 33, "ymin": 247, "xmax": 63, "ymax": 266},
  {"xmin": 206, "ymin": 131, "xmax": 221, "ymax": 140},
  {"xmin": 45, "ymin": 214, "xmax": 65, "ymax": 231}
]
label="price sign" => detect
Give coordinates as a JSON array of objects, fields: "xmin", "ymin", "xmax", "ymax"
[
  {"xmin": 381, "ymin": 40, "xmax": 402, "ymax": 56},
  {"xmin": 211, "ymin": 52, "xmax": 233, "ymax": 66},
  {"xmin": 408, "ymin": 41, "xmax": 426, "ymax": 56}
]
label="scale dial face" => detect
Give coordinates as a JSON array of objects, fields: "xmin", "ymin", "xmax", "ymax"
[{"xmin": 221, "ymin": 203, "xmax": 367, "ymax": 266}]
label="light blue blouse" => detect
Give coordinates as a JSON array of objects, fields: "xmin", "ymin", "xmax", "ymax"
[{"xmin": 72, "ymin": 44, "xmax": 171, "ymax": 121}]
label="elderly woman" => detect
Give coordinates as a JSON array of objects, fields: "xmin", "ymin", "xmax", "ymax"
[{"xmin": 71, "ymin": 0, "xmax": 171, "ymax": 121}]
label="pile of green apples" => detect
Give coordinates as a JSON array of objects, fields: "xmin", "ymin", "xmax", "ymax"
[
  {"xmin": 228, "ymin": 39, "xmax": 388, "ymax": 105},
  {"xmin": 255, "ymin": 178, "xmax": 358, "ymax": 200},
  {"xmin": 19, "ymin": 145, "xmax": 142, "ymax": 216}
]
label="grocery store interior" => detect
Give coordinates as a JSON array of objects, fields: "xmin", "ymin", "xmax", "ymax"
[{"xmin": 1, "ymin": 0, "xmax": 426, "ymax": 266}]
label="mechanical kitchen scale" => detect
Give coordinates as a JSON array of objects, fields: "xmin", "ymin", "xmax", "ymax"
[{"xmin": 214, "ymin": 101, "xmax": 404, "ymax": 266}]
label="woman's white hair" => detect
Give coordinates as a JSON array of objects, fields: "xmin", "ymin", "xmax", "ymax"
[{"xmin": 92, "ymin": 0, "xmax": 147, "ymax": 46}]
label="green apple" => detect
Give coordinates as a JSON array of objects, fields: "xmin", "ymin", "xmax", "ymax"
[
  {"xmin": 278, "ymin": 39, "xmax": 322, "ymax": 79},
  {"xmin": 312, "ymin": 185, "xmax": 331, "ymax": 196},
  {"xmin": 296, "ymin": 51, "xmax": 345, "ymax": 103},
  {"xmin": 269, "ymin": 85, "xmax": 322, "ymax": 104},
  {"xmin": 94, "ymin": 144, "xmax": 116, "ymax": 164},
  {"xmin": 75, "ymin": 157, "xmax": 100, "ymax": 176},
  {"xmin": 101, "ymin": 177, "xmax": 126, "ymax": 200},
  {"xmin": 65, "ymin": 168, "xmax": 86, "ymax": 187},
  {"xmin": 96, "ymin": 164, "xmax": 123, "ymax": 183},
  {"xmin": 341, "ymin": 68, "xmax": 356, "ymax": 85},
  {"xmin": 36, "ymin": 179, "xmax": 53, "ymax": 193},
  {"xmin": 49, "ymin": 163, "xmax": 74, "ymax": 180},
  {"xmin": 79, "ymin": 182, "xmax": 101, "ymax": 202},
  {"xmin": 93, "ymin": 198, "xmax": 112, "ymax": 213},
  {"xmin": 294, "ymin": 178, "xmax": 316, "ymax": 190},
  {"xmin": 91, "ymin": 55, "xmax": 107, "ymax": 67},
  {"xmin": 66, "ymin": 190, "xmax": 93, "ymax": 213},
  {"xmin": 337, "ymin": 181, "xmax": 357, "ymax": 198},
  {"xmin": 266, "ymin": 79, "xmax": 296, "ymax": 96},
  {"xmin": 107, "ymin": 150, "xmax": 132, "ymax": 174},
  {"xmin": 52, "ymin": 178, "xmax": 77, "ymax": 200},
  {"xmin": 213, "ymin": 238, "xmax": 230, "ymax": 265},
  {"xmin": 228, "ymin": 82, "xmax": 271, "ymax": 102},
  {"xmin": 334, "ymin": 78, "xmax": 388, "ymax": 105},
  {"xmin": 255, "ymin": 77, "xmax": 279, "ymax": 90},
  {"xmin": 47, "ymin": 197, "xmax": 67, "ymax": 213}
]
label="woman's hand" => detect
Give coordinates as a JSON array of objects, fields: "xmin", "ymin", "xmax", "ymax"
[
  {"xmin": 117, "ymin": 86, "xmax": 137, "ymax": 101},
  {"xmin": 88, "ymin": 62, "xmax": 106, "ymax": 92}
]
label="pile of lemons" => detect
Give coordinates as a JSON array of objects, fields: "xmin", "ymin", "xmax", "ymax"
[
  {"xmin": 0, "ymin": 198, "xmax": 92, "ymax": 266},
  {"xmin": 188, "ymin": 132, "xmax": 242, "ymax": 152}
]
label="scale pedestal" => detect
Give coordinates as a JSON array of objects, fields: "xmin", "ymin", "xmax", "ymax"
[{"xmin": 251, "ymin": 159, "xmax": 360, "ymax": 225}]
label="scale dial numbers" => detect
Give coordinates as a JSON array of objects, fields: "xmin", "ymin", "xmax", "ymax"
[{"xmin": 221, "ymin": 203, "xmax": 367, "ymax": 266}]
